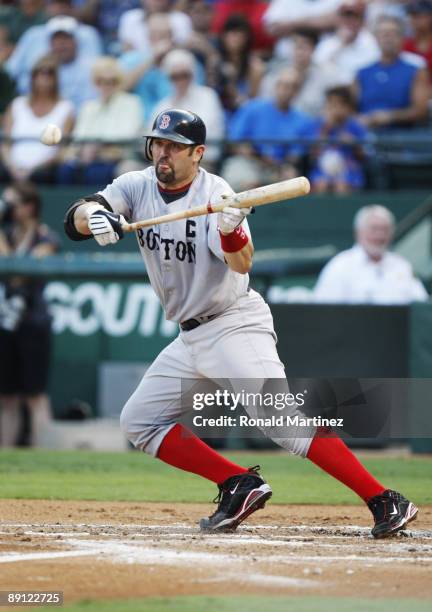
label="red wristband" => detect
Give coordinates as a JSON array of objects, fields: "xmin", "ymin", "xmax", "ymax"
[{"xmin": 219, "ymin": 225, "xmax": 249, "ymax": 253}]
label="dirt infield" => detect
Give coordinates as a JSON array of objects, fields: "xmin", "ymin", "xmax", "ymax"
[{"xmin": 0, "ymin": 500, "xmax": 431, "ymax": 604}]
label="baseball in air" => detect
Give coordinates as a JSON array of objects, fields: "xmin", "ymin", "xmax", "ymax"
[{"xmin": 40, "ymin": 123, "xmax": 62, "ymax": 146}]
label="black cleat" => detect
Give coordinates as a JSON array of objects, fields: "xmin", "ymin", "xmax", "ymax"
[
  {"xmin": 367, "ymin": 489, "xmax": 418, "ymax": 539},
  {"xmin": 199, "ymin": 466, "xmax": 272, "ymax": 532}
]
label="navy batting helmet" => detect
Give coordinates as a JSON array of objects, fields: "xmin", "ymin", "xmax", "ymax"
[{"xmin": 143, "ymin": 108, "xmax": 206, "ymax": 161}]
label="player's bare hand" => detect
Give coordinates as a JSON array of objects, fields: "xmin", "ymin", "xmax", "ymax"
[
  {"xmin": 218, "ymin": 205, "xmax": 251, "ymax": 235},
  {"xmin": 86, "ymin": 204, "xmax": 126, "ymax": 246}
]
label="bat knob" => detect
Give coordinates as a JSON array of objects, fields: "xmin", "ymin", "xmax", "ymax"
[{"xmin": 300, "ymin": 176, "xmax": 311, "ymax": 195}]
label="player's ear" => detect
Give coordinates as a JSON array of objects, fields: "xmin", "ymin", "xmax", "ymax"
[{"xmin": 192, "ymin": 145, "xmax": 205, "ymax": 163}]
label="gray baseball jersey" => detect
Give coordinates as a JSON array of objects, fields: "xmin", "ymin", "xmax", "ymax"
[{"xmin": 99, "ymin": 167, "xmax": 250, "ymax": 322}]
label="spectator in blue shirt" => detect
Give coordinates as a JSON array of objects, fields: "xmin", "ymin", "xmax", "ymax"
[
  {"xmin": 222, "ymin": 67, "xmax": 314, "ymax": 189},
  {"xmin": 119, "ymin": 12, "xmax": 173, "ymax": 122},
  {"xmin": 6, "ymin": 2, "xmax": 102, "ymax": 95},
  {"xmin": 306, "ymin": 86, "xmax": 369, "ymax": 193},
  {"xmin": 354, "ymin": 15, "xmax": 429, "ymax": 129},
  {"xmin": 229, "ymin": 67, "xmax": 313, "ymax": 162}
]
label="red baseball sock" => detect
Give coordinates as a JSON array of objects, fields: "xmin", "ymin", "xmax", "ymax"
[
  {"xmin": 157, "ymin": 423, "xmax": 248, "ymax": 484},
  {"xmin": 306, "ymin": 429, "xmax": 386, "ymax": 502}
]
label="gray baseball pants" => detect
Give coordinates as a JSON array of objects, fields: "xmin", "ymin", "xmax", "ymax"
[{"xmin": 120, "ymin": 289, "xmax": 315, "ymax": 457}]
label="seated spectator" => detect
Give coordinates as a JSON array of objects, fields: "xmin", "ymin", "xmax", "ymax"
[
  {"xmin": 73, "ymin": 0, "xmax": 141, "ymax": 53},
  {"xmin": 1, "ymin": 56, "xmax": 74, "ymax": 184},
  {"xmin": 6, "ymin": 0, "xmax": 102, "ymax": 94},
  {"xmin": 314, "ymin": 0, "xmax": 380, "ymax": 81},
  {"xmin": 152, "ymin": 49, "xmax": 225, "ymax": 167},
  {"xmin": 226, "ymin": 67, "xmax": 314, "ymax": 187},
  {"xmin": 0, "ymin": 181, "xmax": 60, "ymax": 447},
  {"xmin": 0, "ymin": 0, "xmax": 46, "ymax": 46},
  {"xmin": 261, "ymin": 28, "xmax": 347, "ymax": 117},
  {"xmin": 215, "ymin": 14, "xmax": 266, "ymax": 118},
  {"xmin": 119, "ymin": 12, "xmax": 174, "ymax": 122},
  {"xmin": 46, "ymin": 16, "xmax": 99, "ymax": 110},
  {"xmin": 404, "ymin": 0, "xmax": 432, "ymax": 81},
  {"xmin": 354, "ymin": 16, "xmax": 429, "ymax": 129},
  {"xmin": 210, "ymin": 0, "xmax": 274, "ymax": 52},
  {"xmin": 263, "ymin": 0, "xmax": 343, "ymax": 59},
  {"xmin": 118, "ymin": 0, "xmax": 192, "ymax": 52},
  {"xmin": 58, "ymin": 57, "xmax": 144, "ymax": 185},
  {"xmin": 306, "ymin": 86, "xmax": 368, "ymax": 193},
  {"xmin": 314, "ymin": 205, "xmax": 428, "ymax": 304}
]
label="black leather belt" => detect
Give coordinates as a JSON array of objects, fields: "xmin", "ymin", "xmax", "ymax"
[
  {"xmin": 180, "ymin": 313, "xmax": 218, "ymax": 331},
  {"xmin": 180, "ymin": 288, "xmax": 251, "ymax": 332}
]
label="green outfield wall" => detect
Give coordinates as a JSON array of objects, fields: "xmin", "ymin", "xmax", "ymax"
[
  {"xmin": 42, "ymin": 290, "xmax": 431, "ymax": 452},
  {"xmin": 43, "ymin": 280, "xmax": 430, "ymax": 402}
]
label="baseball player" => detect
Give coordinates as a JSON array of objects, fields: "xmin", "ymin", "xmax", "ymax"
[{"xmin": 64, "ymin": 108, "xmax": 418, "ymax": 537}]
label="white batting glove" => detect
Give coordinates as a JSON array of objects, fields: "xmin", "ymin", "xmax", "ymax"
[
  {"xmin": 86, "ymin": 204, "xmax": 126, "ymax": 246},
  {"xmin": 217, "ymin": 206, "xmax": 252, "ymax": 235}
]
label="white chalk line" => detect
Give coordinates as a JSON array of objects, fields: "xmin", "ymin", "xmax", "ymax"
[
  {"xmin": 0, "ymin": 537, "xmax": 320, "ymax": 590},
  {"xmin": 85, "ymin": 538, "xmax": 431, "ymax": 565},
  {"xmin": 1, "ymin": 532, "xmax": 431, "ymax": 567},
  {"xmin": 1, "ymin": 522, "xmax": 431, "ymax": 538},
  {"xmin": 2, "ymin": 532, "xmax": 431, "ymax": 560},
  {"xmin": 1, "ymin": 535, "xmax": 430, "ymax": 570},
  {"xmin": 0, "ymin": 521, "xmax": 431, "ymax": 582},
  {"xmin": 0, "ymin": 550, "xmax": 97, "ymax": 563},
  {"xmin": 232, "ymin": 573, "xmax": 318, "ymax": 588}
]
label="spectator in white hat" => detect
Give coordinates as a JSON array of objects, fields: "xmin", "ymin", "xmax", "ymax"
[
  {"xmin": 6, "ymin": 1, "xmax": 102, "ymax": 94},
  {"xmin": 45, "ymin": 17, "xmax": 98, "ymax": 110}
]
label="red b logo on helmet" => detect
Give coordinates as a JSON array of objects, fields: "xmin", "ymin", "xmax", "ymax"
[{"xmin": 159, "ymin": 114, "xmax": 171, "ymax": 129}]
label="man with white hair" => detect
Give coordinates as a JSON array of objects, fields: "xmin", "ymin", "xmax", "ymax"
[
  {"xmin": 151, "ymin": 49, "xmax": 224, "ymax": 166},
  {"xmin": 314, "ymin": 205, "xmax": 428, "ymax": 303}
]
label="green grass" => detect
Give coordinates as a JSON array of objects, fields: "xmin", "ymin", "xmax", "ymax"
[
  {"xmin": 61, "ymin": 596, "xmax": 432, "ymax": 612},
  {"xmin": 0, "ymin": 449, "xmax": 430, "ymax": 505}
]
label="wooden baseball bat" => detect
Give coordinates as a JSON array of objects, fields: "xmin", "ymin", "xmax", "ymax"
[{"xmin": 122, "ymin": 176, "xmax": 310, "ymax": 233}]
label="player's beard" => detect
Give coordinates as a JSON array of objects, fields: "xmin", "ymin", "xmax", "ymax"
[{"xmin": 155, "ymin": 159, "xmax": 176, "ymax": 184}]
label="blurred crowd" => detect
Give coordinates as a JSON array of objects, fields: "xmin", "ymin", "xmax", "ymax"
[{"xmin": 0, "ymin": 0, "xmax": 431, "ymax": 191}]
